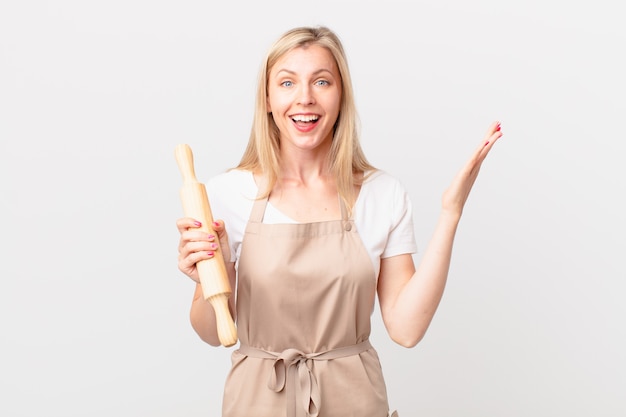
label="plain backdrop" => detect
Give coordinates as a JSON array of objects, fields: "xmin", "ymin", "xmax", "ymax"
[{"xmin": 1, "ymin": 1, "xmax": 624, "ymax": 416}]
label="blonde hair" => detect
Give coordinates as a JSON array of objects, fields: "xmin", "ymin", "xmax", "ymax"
[{"xmin": 236, "ymin": 26, "xmax": 376, "ymax": 212}]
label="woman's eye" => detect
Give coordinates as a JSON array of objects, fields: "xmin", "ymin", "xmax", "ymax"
[
  {"xmin": 281, "ymin": 80, "xmax": 293, "ymax": 87},
  {"xmin": 315, "ymin": 80, "xmax": 329, "ymax": 86}
]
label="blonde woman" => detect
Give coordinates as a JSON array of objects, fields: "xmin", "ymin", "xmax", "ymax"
[{"xmin": 176, "ymin": 26, "xmax": 503, "ymax": 417}]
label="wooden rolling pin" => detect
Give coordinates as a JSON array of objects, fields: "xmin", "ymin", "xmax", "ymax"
[{"xmin": 175, "ymin": 144, "xmax": 237, "ymax": 347}]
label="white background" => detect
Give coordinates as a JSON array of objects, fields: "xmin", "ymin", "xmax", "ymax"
[{"xmin": 1, "ymin": 1, "xmax": 624, "ymax": 416}]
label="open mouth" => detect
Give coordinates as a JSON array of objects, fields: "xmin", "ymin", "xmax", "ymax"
[{"xmin": 291, "ymin": 114, "xmax": 320, "ymax": 124}]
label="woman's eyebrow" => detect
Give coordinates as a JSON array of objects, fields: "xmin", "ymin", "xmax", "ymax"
[{"xmin": 274, "ymin": 68, "xmax": 334, "ymax": 77}]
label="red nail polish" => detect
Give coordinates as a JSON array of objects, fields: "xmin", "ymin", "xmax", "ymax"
[
  {"xmin": 208, "ymin": 234, "xmax": 215, "ymax": 239},
  {"xmin": 213, "ymin": 221, "xmax": 220, "ymax": 227},
  {"xmin": 194, "ymin": 221, "xmax": 202, "ymax": 227},
  {"xmin": 496, "ymin": 123, "xmax": 501, "ymax": 131},
  {"xmin": 207, "ymin": 251, "xmax": 214, "ymax": 256},
  {"xmin": 484, "ymin": 141, "xmax": 490, "ymax": 146}
]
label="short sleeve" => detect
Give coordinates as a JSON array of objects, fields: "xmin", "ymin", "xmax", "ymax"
[
  {"xmin": 354, "ymin": 171, "xmax": 417, "ymax": 277},
  {"xmin": 381, "ymin": 177, "xmax": 417, "ymax": 259}
]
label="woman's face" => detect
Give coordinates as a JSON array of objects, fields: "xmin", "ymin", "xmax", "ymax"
[{"xmin": 267, "ymin": 44, "xmax": 342, "ymax": 153}]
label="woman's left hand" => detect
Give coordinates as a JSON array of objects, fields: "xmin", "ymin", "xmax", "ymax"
[{"xmin": 441, "ymin": 121, "xmax": 503, "ymax": 218}]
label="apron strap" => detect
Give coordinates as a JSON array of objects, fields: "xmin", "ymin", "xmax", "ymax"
[{"xmin": 249, "ymin": 194, "xmax": 268, "ymax": 223}]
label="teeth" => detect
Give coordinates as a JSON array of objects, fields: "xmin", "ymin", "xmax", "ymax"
[{"xmin": 292, "ymin": 115, "xmax": 318, "ymax": 122}]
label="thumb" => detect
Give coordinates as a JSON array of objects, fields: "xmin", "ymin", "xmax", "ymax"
[{"xmin": 212, "ymin": 219, "xmax": 228, "ymax": 239}]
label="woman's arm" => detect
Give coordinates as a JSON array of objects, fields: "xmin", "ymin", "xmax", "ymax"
[{"xmin": 378, "ymin": 121, "xmax": 502, "ymax": 348}]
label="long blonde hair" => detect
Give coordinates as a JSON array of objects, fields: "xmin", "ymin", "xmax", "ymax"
[{"xmin": 236, "ymin": 26, "xmax": 375, "ymax": 212}]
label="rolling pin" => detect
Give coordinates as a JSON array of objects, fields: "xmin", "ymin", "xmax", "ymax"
[{"xmin": 175, "ymin": 144, "xmax": 237, "ymax": 347}]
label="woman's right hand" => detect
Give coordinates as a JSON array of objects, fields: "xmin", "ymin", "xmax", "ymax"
[{"xmin": 176, "ymin": 217, "xmax": 232, "ymax": 283}]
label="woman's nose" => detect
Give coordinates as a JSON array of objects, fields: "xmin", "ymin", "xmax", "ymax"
[{"xmin": 297, "ymin": 85, "xmax": 315, "ymax": 105}]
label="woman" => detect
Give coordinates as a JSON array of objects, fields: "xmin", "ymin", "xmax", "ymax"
[{"xmin": 176, "ymin": 26, "xmax": 502, "ymax": 417}]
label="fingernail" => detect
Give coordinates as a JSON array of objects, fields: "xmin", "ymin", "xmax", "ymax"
[
  {"xmin": 496, "ymin": 123, "xmax": 501, "ymax": 131},
  {"xmin": 194, "ymin": 221, "xmax": 202, "ymax": 227},
  {"xmin": 484, "ymin": 141, "xmax": 490, "ymax": 146},
  {"xmin": 211, "ymin": 243, "xmax": 218, "ymax": 249},
  {"xmin": 208, "ymin": 234, "xmax": 215, "ymax": 239},
  {"xmin": 213, "ymin": 221, "xmax": 220, "ymax": 227},
  {"xmin": 207, "ymin": 251, "xmax": 214, "ymax": 256}
]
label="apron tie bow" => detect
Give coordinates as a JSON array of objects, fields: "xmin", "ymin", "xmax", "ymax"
[
  {"xmin": 269, "ymin": 348, "xmax": 321, "ymax": 417},
  {"xmin": 239, "ymin": 340, "xmax": 372, "ymax": 417}
]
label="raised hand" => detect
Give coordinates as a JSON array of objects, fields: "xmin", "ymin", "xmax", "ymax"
[{"xmin": 441, "ymin": 121, "xmax": 503, "ymax": 218}]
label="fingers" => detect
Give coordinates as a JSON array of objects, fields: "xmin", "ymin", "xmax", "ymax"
[
  {"xmin": 459, "ymin": 121, "xmax": 505, "ymax": 182},
  {"xmin": 177, "ymin": 230, "xmax": 220, "ymax": 283},
  {"xmin": 441, "ymin": 121, "xmax": 504, "ymax": 215},
  {"xmin": 178, "ymin": 228, "xmax": 219, "ymax": 256},
  {"xmin": 482, "ymin": 120, "xmax": 503, "ymax": 151},
  {"xmin": 177, "ymin": 249, "xmax": 209, "ymax": 281},
  {"xmin": 178, "ymin": 217, "xmax": 228, "ymax": 238},
  {"xmin": 211, "ymin": 219, "xmax": 228, "ymax": 239},
  {"xmin": 176, "ymin": 217, "xmax": 202, "ymax": 234},
  {"xmin": 176, "ymin": 216, "xmax": 231, "ymax": 281},
  {"xmin": 468, "ymin": 121, "xmax": 503, "ymax": 164}
]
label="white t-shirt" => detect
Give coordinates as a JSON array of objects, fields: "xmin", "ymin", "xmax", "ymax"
[{"xmin": 205, "ymin": 169, "xmax": 417, "ymax": 279}]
